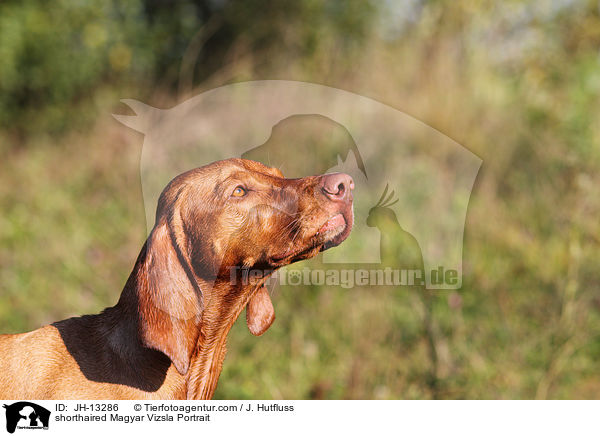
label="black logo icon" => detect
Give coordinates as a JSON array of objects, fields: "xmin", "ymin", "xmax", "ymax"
[{"xmin": 3, "ymin": 402, "xmax": 50, "ymax": 434}]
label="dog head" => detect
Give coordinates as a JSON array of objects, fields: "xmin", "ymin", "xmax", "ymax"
[{"xmin": 136, "ymin": 158, "xmax": 354, "ymax": 375}]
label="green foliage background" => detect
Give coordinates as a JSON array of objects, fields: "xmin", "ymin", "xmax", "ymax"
[{"xmin": 1, "ymin": 0, "xmax": 599, "ymax": 399}]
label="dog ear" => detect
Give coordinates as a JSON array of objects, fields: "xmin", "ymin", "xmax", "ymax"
[
  {"xmin": 137, "ymin": 214, "xmax": 202, "ymax": 376},
  {"xmin": 246, "ymin": 285, "xmax": 275, "ymax": 336}
]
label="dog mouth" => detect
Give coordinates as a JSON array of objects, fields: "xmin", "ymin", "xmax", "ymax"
[
  {"xmin": 269, "ymin": 210, "xmax": 353, "ymax": 265},
  {"xmin": 269, "ymin": 243, "xmax": 322, "ymax": 266},
  {"xmin": 316, "ymin": 213, "xmax": 346, "ymax": 249},
  {"xmin": 317, "ymin": 213, "xmax": 346, "ymax": 235}
]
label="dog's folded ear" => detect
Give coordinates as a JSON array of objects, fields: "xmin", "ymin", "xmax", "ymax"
[
  {"xmin": 138, "ymin": 219, "xmax": 202, "ymax": 375},
  {"xmin": 246, "ymin": 285, "xmax": 275, "ymax": 336}
]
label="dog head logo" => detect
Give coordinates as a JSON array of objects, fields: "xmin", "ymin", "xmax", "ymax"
[
  {"xmin": 3, "ymin": 402, "xmax": 50, "ymax": 433},
  {"xmin": 114, "ymin": 80, "xmax": 481, "ymax": 289}
]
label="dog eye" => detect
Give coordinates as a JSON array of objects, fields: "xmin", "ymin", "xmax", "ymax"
[{"xmin": 231, "ymin": 186, "xmax": 247, "ymax": 197}]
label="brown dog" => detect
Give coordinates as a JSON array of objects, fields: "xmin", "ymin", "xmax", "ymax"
[{"xmin": 0, "ymin": 158, "xmax": 354, "ymax": 399}]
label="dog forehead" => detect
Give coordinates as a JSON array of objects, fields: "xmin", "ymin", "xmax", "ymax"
[
  {"xmin": 159, "ymin": 159, "xmax": 287, "ymax": 207},
  {"xmin": 238, "ymin": 158, "xmax": 284, "ymax": 178},
  {"xmin": 188, "ymin": 158, "xmax": 283, "ymax": 181}
]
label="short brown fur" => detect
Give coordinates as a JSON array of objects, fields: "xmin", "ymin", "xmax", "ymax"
[{"xmin": 0, "ymin": 158, "xmax": 354, "ymax": 399}]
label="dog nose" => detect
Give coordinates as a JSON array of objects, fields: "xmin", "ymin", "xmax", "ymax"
[{"xmin": 320, "ymin": 173, "xmax": 354, "ymax": 202}]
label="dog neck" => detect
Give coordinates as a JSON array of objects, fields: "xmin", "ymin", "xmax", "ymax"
[
  {"xmin": 113, "ymin": 242, "xmax": 268, "ymax": 399},
  {"xmin": 185, "ymin": 277, "xmax": 265, "ymax": 399}
]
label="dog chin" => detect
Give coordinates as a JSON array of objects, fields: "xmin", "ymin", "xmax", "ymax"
[
  {"xmin": 269, "ymin": 209, "xmax": 353, "ymax": 265},
  {"xmin": 320, "ymin": 211, "xmax": 353, "ymax": 251}
]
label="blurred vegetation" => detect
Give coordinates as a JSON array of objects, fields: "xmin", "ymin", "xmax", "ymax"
[
  {"xmin": 1, "ymin": 0, "xmax": 599, "ymax": 399},
  {"xmin": 0, "ymin": 0, "xmax": 375, "ymax": 138}
]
